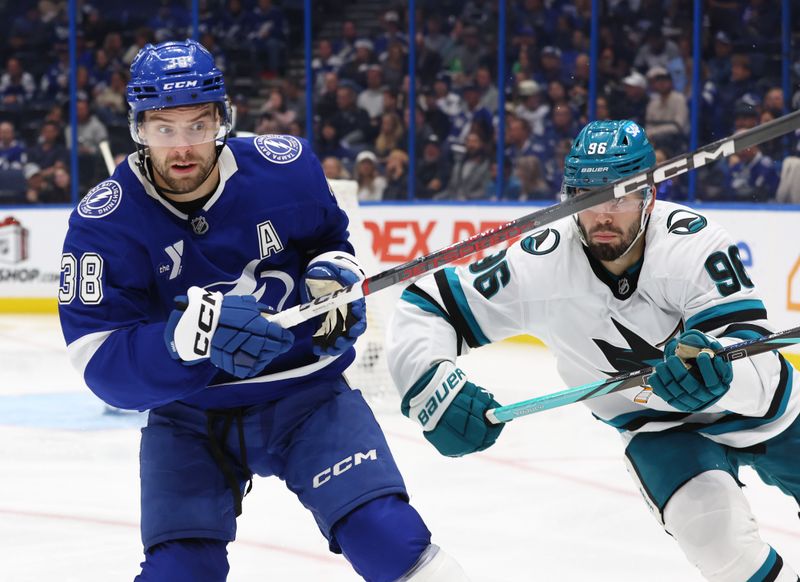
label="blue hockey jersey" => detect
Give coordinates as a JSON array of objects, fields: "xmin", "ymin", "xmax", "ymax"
[{"xmin": 58, "ymin": 135, "xmax": 356, "ymax": 411}]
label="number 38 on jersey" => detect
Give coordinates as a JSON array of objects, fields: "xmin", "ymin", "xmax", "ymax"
[{"xmin": 59, "ymin": 252, "xmax": 105, "ymax": 305}]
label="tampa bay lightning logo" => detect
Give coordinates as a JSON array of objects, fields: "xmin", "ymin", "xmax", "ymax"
[
  {"xmin": 78, "ymin": 180, "xmax": 122, "ymax": 219},
  {"xmin": 666, "ymin": 209, "xmax": 707, "ymax": 236},
  {"xmin": 206, "ymin": 259, "xmax": 295, "ymax": 310},
  {"xmin": 521, "ymin": 228, "xmax": 560, "ymax": 255},
  {"xmin": 254, "ymin": 134, "xmax": 303, "ymax": 164}
]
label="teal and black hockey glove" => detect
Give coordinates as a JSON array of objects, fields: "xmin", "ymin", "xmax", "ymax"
[{"xmin": 649, "ymin": 330, "xmax": 733, "ymax": 412}]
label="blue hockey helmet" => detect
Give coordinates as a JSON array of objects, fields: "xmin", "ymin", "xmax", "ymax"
[
  {"xmin": 562, "ymin": 120, "xmax": 655, "ymax": 196},
  {"xmin": 127, "ymin": 39, "xmax": 232, "ymax": 146}
]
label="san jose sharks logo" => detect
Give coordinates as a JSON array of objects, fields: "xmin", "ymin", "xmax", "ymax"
[
  {"xmin": 594, "ymin": 318, "xmax": 683, "ymax": 375},
  {"xmin": 521, "ymin": 228, "xmax": 560, "ymax": 256},
  {"xmin": 666, "ymin": 209, "xmax": 707, "ymax": 236},
  {"xmin": 254, "ymin": 135, "xmax": 303, "ymax": 164}
]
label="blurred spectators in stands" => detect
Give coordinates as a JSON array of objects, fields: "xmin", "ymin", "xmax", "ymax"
[
  {"xmin": 475, "ymin": 66, "xmax": 498, "ymax": 114},
  {"xmin": 485, "ymin": 156, "xmax": 522, "ymax": 200},
  {"xmin": 374, "ymin": 111, "xmax": 404, "ymax": 160},
  {"xmin": 316, "ymin": 72, "xmax": 340, "ymax": 121},
  {"xmin": 315, "ymin": 119, "xmax": 352, "ymax": 161},
  {"xmin": 357, "ymin": 65, "xmax": 385, "ymax": 121},
  {"xmin": 449, "ymin": 83, "xmax": 492, "ymax": 147},
  {"xmin": 354, "ymin": 150, "xmax": 386, "ymax": 201},
  {"xmin": 28, "ymin": 120, "xmax": 68, "ymax": 175},
  {"xmin": 380, "ymin": 41, "xmax": 407, "ymax": 93},
  {"xmin": 322, "ymin": 156, "xmax": 351, "ymax": 181},
  {"xmin": 40, "ymin": 47, "xmax": 70, "ymax": 104},
  {"xmin": 0, "ymin": 57, "xmax": 36, "ymax": 106},
  {"xmin": 27, "ymin": 159, "xmax": 70, "ymax": 203},
  {"xmin": 776, "ymin": 156, "xmax": 800, "ymax": 204},
  {"xmin": 260, "ymin": 87, "xmax": 297, "ymax": 131},
  {"xmin": 415, "ymin": 31, "xmax": 443, "ymax": 88},
  {"xmin": 726, "ymin": 139, "xmax": 780, "ymax": 202},
  {"xmin": 382, "ymin": 148, "xmax": 410, "ymax": 201},
  {"xmin": 123, "ymin": 27, "xmax": 155, "ymax": 66},
  {"xmin": 374, "ymin": 9, "xmax": 407, "ymax": 58},
  {"xmin": 514, "ymin": 79, "xmax": 548, "ymax": 136},
  {"xmin": 645, "ymin": 66, "xmax": 688, "ymax": 156},
  {"xmin": 516, "ymin": 155, "xmax": 550, "ymax": 200},
  {"xmin": 418, "ymin": 85, "xmax": 451, "ymax": 143},
  {"xmin": 416, "ymin": 134, "xmax": 450, "ymax": 200},
  {"xmin": 445, "ymin": 25, "xmax": 489, "ymax": 80},
  {"xmin": 544, "ymin": 137, "xmax": 572, "ymax": 193},
  {"xmin": 333, "ymin": 20, "xmax": 359, "ymax": 64},
  {"xmin": 312, "ymin": 39, "xmax": 343, "ymax": 95},
  {"xmin": 708, "ymin": 31, "xmax": 733, "ymax": 86},
  {"xmin": 654, "ymin": 148, "xmax": 685, "ymax": 201},
  {"xmin": 94, "ymin": 71, "xmax": 129, "ymax": 127},
  {"xmin": 331, "ymin": 83, "xmax": 373, "ymax": 150},
  {"xmin": 541, "ymin": 103, "xmax": 579, "ymax": 162},
  {"xmin": 613, "ymin": 71, "xmax": 648, "ymax": 125},
  {"xmin": 231, "ymin": 94, "xmax": 257, "ymax": 134},
  {"xmin": 634, "ymin": 25, "xmax": 681, "ymax": 75},
  {"xmin": 445, "ymin": 130, "xmax": 491, "ymax": 200},
  {"xmin": 505, "ymin": 116, "xmax": 543, "ymax": 166},
  {"xmin": 249, "ymin": 0, "xmax": 288, "ymax": 76},
  {"xmin": 0, "ymin": 121, "xmax": 27, "ymax": 170},
  {"xmin": 340, "ymin": 38, "xmax": 375, "ymax": 89}
]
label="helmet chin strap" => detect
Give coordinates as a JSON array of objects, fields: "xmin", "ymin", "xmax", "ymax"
[{"xmin": 135, "ymin": 138, "xmax": 227, "ymax": 199}]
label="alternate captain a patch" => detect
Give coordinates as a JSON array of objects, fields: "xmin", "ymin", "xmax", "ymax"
[{"xmin": 254, "ymin": 135, "xmax": 303, "ymax": 164}]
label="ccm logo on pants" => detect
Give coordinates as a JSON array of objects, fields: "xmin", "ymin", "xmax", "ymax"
[{"xmin": 313, "ymin": 449, "xmax": 378, "ymax": 489}]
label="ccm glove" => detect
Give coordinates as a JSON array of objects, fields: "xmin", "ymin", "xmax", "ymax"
[
  {"xmin": 402, "ymin": 362, "xmax": 504, "ymax": 457},
  {"xmin": 165, "ymin": 286, "xmax": 294, "ymax": 379},
  {"xmin": 301, "ymin": 251, "xmax": 367, "ymax": 356},
  {"xmin": 649, "ymin": 330, "xmax": 733, "ymax": 412}
]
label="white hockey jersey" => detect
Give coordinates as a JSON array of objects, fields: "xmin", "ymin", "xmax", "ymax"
[{"xmin": 387, "ymin": 201, "xmax": 798, "ymax": 448}]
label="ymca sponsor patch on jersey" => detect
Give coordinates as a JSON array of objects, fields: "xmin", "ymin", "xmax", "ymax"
[
  {"xmin": 254, "ymin": 134, "xmax": 303, "ymax": 164},
  {"xmin": 78, "ymin": 180, "xmax": 123, "ymax": 219}
]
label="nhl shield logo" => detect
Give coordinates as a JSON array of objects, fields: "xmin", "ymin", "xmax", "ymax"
[
  {"xmin": 78, "ymin": 180, "xmax": 123, "ymax": 219},
  {"xmin": 254, "ymin": 135, "xmax": 303, "ymax": 164},
  {"xmin": 191, "ymin": 216, "xmax": 209, "ymax": 235}
]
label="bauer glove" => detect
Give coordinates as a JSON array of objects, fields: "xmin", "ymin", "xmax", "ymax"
[
  {"xmin": 649, "ymin": 330, "xmax": 733, "ymax": 412},
  {"xmin": 165, "ymin": 286, "xmax": 294, "ymax": 379},
  {"xmin": 402, "ymin": 362, "xmax": 504, "ymax": 457},
  {"xmin": 301, "ymin": 251, "xmax": 367, "ymax": 356}
]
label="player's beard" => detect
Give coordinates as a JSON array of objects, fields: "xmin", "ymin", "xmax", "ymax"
[
  {"xmin": 151, "ymin": 149, "xmax": 216, "ymax": 194},
  {"xmin": 580, "ymin": 219, "xmax": 641, "ymax": 262}
]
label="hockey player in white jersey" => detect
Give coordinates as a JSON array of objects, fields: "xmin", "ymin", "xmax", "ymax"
[{"xmin": 387, "ymin": 120, "xmax": 799, "ymax": 581}]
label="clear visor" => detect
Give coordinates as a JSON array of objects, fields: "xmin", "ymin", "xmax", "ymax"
[
  {"xmin": 561, "ymin": 185, "xmax": 647, "ymax": 214},
  {"xmin": 134, "ymin": 117, "xmax": 224, "ymax": 147}
]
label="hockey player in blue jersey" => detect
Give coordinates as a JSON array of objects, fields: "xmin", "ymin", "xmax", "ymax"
[
  {"xmin": 388, "ymin": 120, "xmax": 799, "ymax": 580},
  {"xmin": 58, "ymin": 39, "xmax": 469, "ymax": 581}
]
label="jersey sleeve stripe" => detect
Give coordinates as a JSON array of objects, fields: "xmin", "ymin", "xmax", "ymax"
[
  {"xmin": 400, "ymin": 364, "xmax": 439, "ymax": 417},
  {"xmin": 694, "ymin": 358, "xmax": 792, "ymax": 435},
  {"xmin": 685, "ymin": 299, "xmax": 767, "ymax": 333},
  {"xmin": 599, "ymin": 408, "xmax": 692, "ymax": 431},
  {"xmin": 401, "ymin": 285, "xmax": 450, "ymax": 322},
  {"xmin": 433, "ymin": 269, "xmax": 490, "ymax": 348},
  {"xmin": 401, "ymin": 284, "xmax": 466, "ymax": 356},
  {"xmin": 719, "ymin": 322, "xmax": 773, "ymax": 341}
]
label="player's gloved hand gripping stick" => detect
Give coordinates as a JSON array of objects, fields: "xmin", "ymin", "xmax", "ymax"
[
  {"xmin": 485, "ymin": 325, "xmax": 800, "ymax": 424},
  {"xmin": 262, "ymin": 110, "xmax": 800, "ymax": 332}
]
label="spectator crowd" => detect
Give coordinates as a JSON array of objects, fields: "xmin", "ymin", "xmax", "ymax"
[{"xmin": 1, "ymin": 0, "xmax": 799, "ymax": 204}]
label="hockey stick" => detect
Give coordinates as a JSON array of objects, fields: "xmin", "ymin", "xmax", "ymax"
[
  {"xmin": 484, "ymin": 325, "xmax": 800, "ymax": 424},
  {"xmin": 266, "ymin": 110, "xmax": 800, "ymax": 328}
]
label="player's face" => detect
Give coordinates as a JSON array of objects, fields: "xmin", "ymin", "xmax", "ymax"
[
  {"xmin": 143, "ymin": 105, "xmax": 220, "ymax": 195},
  {"xmin": 577, "ymin": 192, "xmax": 647, "ymax": 262}
]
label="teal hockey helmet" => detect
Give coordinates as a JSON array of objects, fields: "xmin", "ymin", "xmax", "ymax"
[{"xmin": 562, "ymin": 120, "xmax": 655, "ymax": 196}]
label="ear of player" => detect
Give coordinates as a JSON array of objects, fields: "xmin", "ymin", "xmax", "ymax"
[
  {"xmin": 402, "ymin": 361, "xmax": 504, "ymax": 457},
  {"xmin": 300, "ymin": 251, "xmax": 368, "ymax": 356},
  {"xmin": 164, "ymin": 286, "xmax": 294, "ymax": 378},
  {"xmin": 649, "ymin": 330, "xmax": 734, "ymax": 412}
]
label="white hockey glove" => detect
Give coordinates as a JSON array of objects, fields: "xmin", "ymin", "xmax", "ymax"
[{"xmin": 300, "ymin": 251, "xmax": 367, "ymax": 356}]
